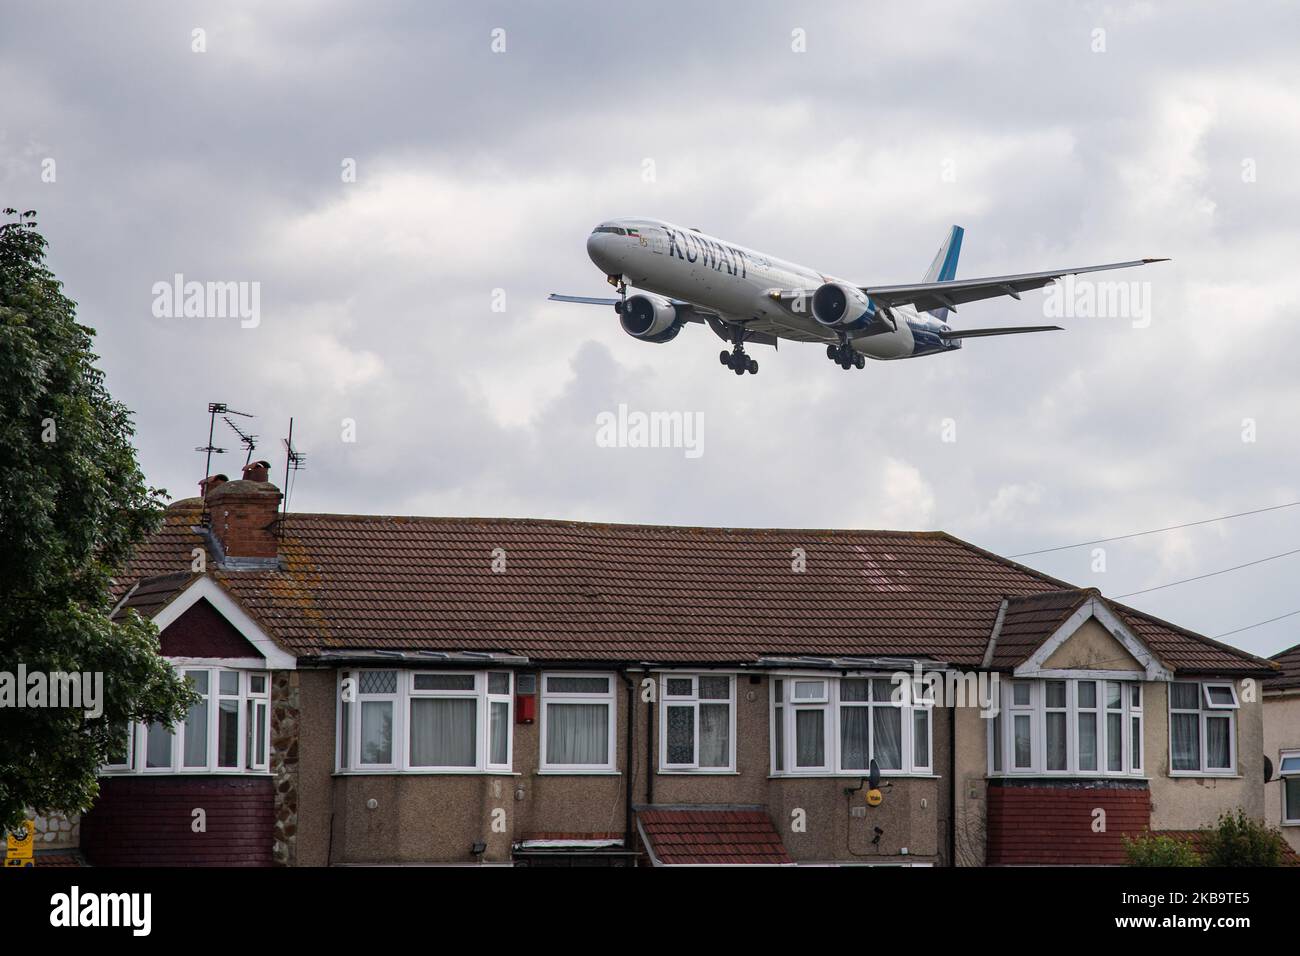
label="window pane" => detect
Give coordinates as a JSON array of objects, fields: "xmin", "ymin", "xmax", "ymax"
[
  {"xmin": 1046, "ymin": 712, "xmax": 1067, "ymax": 771},
  {"xmin": 773, "ymin": 679, "xmax": 784, "ymax": 702},
  {"xmin": 1130, "ymin": 684, "xmax": 1141, "ymax": 709},
  {"xmin": 991, "ymin": 714, "xmax": 1002, "ymax": 772},
  {"xmin": 488, "ymin": 672, "xmax": 511, "ymax": 695},
  {"xmin": 219, "ymin": 670, "xmax": 239, "ymax": 696},
  {"xmin": 490, "ymin": 700, "xmax": 509, "ymax": 765},
  {"xmin": 840, "ymin": 679, "xmax": 869, "ymax": 702},
  {"xmin": 1106, "ymin": 712, "xmax": 1122, "ymax": 771},
  {"xmin": 794, "ymin": 680, "xmax": 825, "ymax": 701},
  {"xmin": 1077, "ymin": 680, "xmax": 1096, "ymax": 709},
  {"xmin": 1131, "ymin": 715, "xmax": 1141, "ymax": 771},
  {"xmin": 359, "ymin": 671, "xmax": 397, "ymax": 695},
  {"xmin": 698, "ymin": 676, "xmax": 730, "ymax": 700},
  {"xmin": 666, "ymin": 705, "xmax": 694, "ymax": 764},
  {"xmin": 1205, "ymin": 685, "xmax": 1236, "ymax": 708},
  {"xmin": 1012, "ymin": 683, "xmax": 1031, "ymax": 707},
  {"xmin": 914, "ymin": 709, "xmax": 930, "ymax": 768},
  {"xmin": 146, "ymin": 724, "xmax": 173, "ymax": 769},
  {"xmin": 1078, "ymin": 710, "xmax": 1097, "ymax": 771},
  {"xmin": 1045, "ymin": 681, "xmax": 1067, "ymax": 709},
  {"xmin": 183, "ymin": 697, "xmax": 209, "ymax": 767},
  {"xmin": 360, "ymin": 700, "xmax": 393, "ymax": 764},
  {"xmin": 218, "ymin": 699, "xmax": 239, "ymax": 767},
  {"xmin": 699, "ymin": 703, "xmax": 729, "ymax": 767},
  {"xmin": 339, "ymin": 700, "xmax": 350, "ymax": 769},
  {"xmin": 1171, "ymin": 712, "xmax": 1199, "ymax": 770},
  {"xmin": 246, "ymin": 700, "xmax": 266, "ymax": 769},
  {"xmin": 413, "ymin": 673, "xmax": 476, "ymax": 692},
  {"xmin": 1170, "ymin": 682, "xmax": 1200, "ymax": 710},
  {"xmin": 410, "ymin": 698, "xmax": 476, "ymax": 767},
  {"xmin": 840, "ymin": 707, "xmax": 869, "ymax": 770},
  {"xmin": 547, "ymin": 676, "xmax": 610, "ymax": 694},
  {"xmin": 1206, "ymin": 716, "xmax": 1231, "ymax": 770},
  {"xmin": 872, "ymin": 678, "xmax": 898, "ymax": 704},
  {"xmin": 106, "ymin": 722, "xmax": 130, "ymax": 766},
  {"xmin": 874, "ymin": 705, "xmax": 902, "ymax": 770},
  {"xmin": 795, "ymin": 710, "xmax": 825, "ymax": 767},
  {"xmin": 249, "ymin": 673, "xmax": 267, "ymax": 695},
  {"xmin": 774, "ymin": 706, "xmax": 785, "ymax": 771},
  {"xmin": 1286, "ymin": 779, "xmax": 1300, "ymax": 822},
  {"xmin": 256, "ymin": 701, "xmax": 267, "ymax": 766},
  {"xmin": 1106, "ymin": 682, "xmax": 1122, "ymax": 710},
  {"xmin": 1013, "ymin": 714, "xmax": 1032, "ymax": 768},
  {"xmin": 665, "ymin": 677, "xmax": 693, "ymax": 697},
  {"xmin": 1281, "ymin": 755, "xmax": 1300, "ymax": 774},
  {"xmin": 546, "ymin": 702, "xmax": 609, "ymax": 764},
  {"xmin": 187, "ymin": 670, "xmax": 209, "ymax": 694}
]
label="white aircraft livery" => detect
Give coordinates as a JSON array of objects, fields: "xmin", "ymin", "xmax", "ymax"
[{"xmin": 550, "ymin": 219, "xmax": 1167, "ymax": 375}]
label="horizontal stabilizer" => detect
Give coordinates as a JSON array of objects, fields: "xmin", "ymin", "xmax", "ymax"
[{"xmin": 937, "ymin": 325, "xmax": 1062, "ymax": 340}]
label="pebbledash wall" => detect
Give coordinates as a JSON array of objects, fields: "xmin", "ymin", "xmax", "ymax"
[{"xmin": 291, "ymin": 668, "xmax": 951, "ymax": 866}]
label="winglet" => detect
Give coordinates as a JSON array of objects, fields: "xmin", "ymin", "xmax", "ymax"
[{"xmin": 1142, "ymin": 257, "xmax": 1171, "ymax": 263}]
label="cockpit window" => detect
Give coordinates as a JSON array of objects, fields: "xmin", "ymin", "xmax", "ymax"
[{"xmin": 593, "ymin": 226, "xmax": 627, "ymax": 236}]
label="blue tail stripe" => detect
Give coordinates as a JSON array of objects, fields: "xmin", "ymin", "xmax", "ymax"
[{"xmin": 938, "ymin": 226, "xmax": 963, "ymax": 282}]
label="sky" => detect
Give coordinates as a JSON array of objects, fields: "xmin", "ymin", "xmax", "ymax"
[{"xmin": 2, "ymin": 1, "xmax": 1298, "ymax": 658}]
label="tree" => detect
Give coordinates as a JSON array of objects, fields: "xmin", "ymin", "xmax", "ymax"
[
  {"xmin": 1122, "ymin": 832, "xmax": 1201, "ymax": 867},
  {"xmin": 1200, "ymin": 808, "xmax": 1288, "ymax": 867},
  {"xmin": 0, "ymin": 209, "xmax": 195, "ymax": 831}
]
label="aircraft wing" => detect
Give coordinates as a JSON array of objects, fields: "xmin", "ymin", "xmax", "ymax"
[
  {"xmin": 547, "ymin": 292, "xmax": 707, "ymax": 324},
  {"xmin": 859, "ymin": 258, "xmax": 1168, "ymax": 314},
  {"xmin": 937, "ymin": 325, "xmax": 1062, "ymax": 340}
]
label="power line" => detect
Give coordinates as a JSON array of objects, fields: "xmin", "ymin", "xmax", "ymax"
[
  {"xmin": 1008, "ymin": 501, "xmax": 1300, "ymax": 558},
  {"xmin": 1213, "ymin": 608, "xmax": 1300, "ymax": 639},
  {"xmin": 1114, "ymin": 547, "xmax": 1300, "ymax": 599}
]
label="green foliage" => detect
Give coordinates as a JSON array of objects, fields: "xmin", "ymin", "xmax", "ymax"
[
  {"xmin": 1200, "ymin": 808, "xmax": 1288, "ymax": 867},
  {"xmin": 0, "ymin": 209, "xmax": 195, "ymax": 830},
  {"xmin": 1123, "ymin": 832, "xmax": 1202, "ymax": 867}
]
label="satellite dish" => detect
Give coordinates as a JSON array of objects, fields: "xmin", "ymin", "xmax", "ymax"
[
  {"xmin": 1264, "ymin": 755, "xmax": 1274, "ymax": 783},
  {"xmin": 868, "ymin": 757, "xmax": 881, "ymax": 790}
]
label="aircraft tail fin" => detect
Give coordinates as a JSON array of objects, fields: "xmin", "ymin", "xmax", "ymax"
[{"xmin": 922, "ymin": 225, "xmax": 964, "ymax": 320}]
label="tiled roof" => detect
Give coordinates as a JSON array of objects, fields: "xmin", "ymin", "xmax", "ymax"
[
  {"xmin": 636, "ymin": 808, "xmax": 792, "ymax": 865},
  {"xmin": 111, "ymin": 571, "xmax": 197, "ymax": 621},
  {"xmin": 1267, "ymin": 642, "xmax": 1300, "ymax": 691},
  {"xmin": 108, "ymin": 501, "xmax": 1274, "ymax": 673},
  {"xmin": 986, "ymin": 589, "xmax": 1092, "ymax": 668}
]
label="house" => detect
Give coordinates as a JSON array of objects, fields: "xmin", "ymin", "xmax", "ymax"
[
  {"xmin": 1264, "ymin": 642, "xmax": 1300, "ymax": 852},
  {"xmin": 80, "ymin": 464, "xmax": 1277, "ymax": 866}
]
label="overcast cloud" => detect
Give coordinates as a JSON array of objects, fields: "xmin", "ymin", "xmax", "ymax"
[{"xmin": 3, "ymin": 1, "xmax": 1298, "ymax": 657}]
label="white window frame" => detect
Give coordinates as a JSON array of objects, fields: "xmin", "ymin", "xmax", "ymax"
[
  {"xmin": 1280, "ymin": 750, "xmax": 1300, "ymax": 826},
  {"xmin": 103, "ymin": 663, "xmax": 272, "ymax": 775},
  {"xmin": 769, "ymin": 673, "xmax": 934, "ymax": 777},
  {"xmin": 659, "ymin": 674, "xmax": 736, "ymax": 772},
  {"xmin": 539, "ymin": 672, "xmax": 618, "ymax": 773},
  {"xmin": 988, "ymin": 677, "xmax": 1145, "ymax": 778},
  {"xmin": 337, "ymin": 668, "xmax": 514, "ymax": 773},
  {"xmin": 1168, "ymin": 680, "xmax": 1238, "ymax": 777}
]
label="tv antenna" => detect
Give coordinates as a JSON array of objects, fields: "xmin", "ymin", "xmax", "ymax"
[
  {"xmin": 280, "ymin": 417, "xmax": 307, "ymax": 523},
  {"xmin": 196, "ymin": 403, "xmax": 255, "ymax": 498},
  {"xmin": 223, "ymin": 415, "xmax": 258, "ymax": 466}
]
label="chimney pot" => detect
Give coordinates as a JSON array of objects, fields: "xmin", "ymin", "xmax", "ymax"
[
  {"xmin": 242, "ymin": 460, "xmax": 271, "ymax": 483},
  {"xmin": 199, "ymin": 473, "xmax": 229, "ymax": 498}
]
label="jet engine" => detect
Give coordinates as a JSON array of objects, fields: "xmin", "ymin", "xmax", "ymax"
[
  {"xmin": 619, "ymin": 293, "xmax": 683, "ymax": 343},
  {"xmin": 812, "ymin": 281, "xmax": 873, "ymax": 328}
]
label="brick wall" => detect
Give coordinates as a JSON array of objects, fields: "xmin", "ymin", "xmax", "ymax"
[
  {"xmin": 985, "ymin": 779, "xmax": 1151, "ymax": 865},
  {"xmin": 81, "ymin": 776, "xmax": 275, "ymax": 866}
]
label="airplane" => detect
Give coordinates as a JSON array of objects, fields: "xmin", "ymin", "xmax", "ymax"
[{"xmin": 550, "ymin": 219, "xmax": 1167, "ymax": 375}]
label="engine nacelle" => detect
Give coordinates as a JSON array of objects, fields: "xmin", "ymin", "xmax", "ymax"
[
  {"xmin": 812, "ymin": 281, "xmax": 873, "ymax": 328},
  {"xmin": 619, "ymin": 293, "xmax": 683, "ymax": 343}
]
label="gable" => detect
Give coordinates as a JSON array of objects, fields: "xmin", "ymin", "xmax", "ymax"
[
  {"xmin": 1041, "ymin": 618, "xmax": 1143, "ymax": 672},
  {"xmin": 159, "ymin": 598, "xmax": 263, "ymax": 660}
]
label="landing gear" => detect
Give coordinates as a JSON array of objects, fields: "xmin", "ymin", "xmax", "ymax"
[
  {"xmin": 827, "ymin": 340, "xmax": 866, "ymax": 371},
  {"xmin": 723, "ymin": 332, "xmax": 757, "ymax": 375}
]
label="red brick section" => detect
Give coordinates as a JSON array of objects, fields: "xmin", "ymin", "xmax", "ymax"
[
  {"xmin": 986, "ymin": 782, "xmax": 1150, "ymax": 865},
  {"xmin": 637, "ymin": 809, "xmax": 792, "ymax": 865},
  {"xmin": 81, "ymin": 777, "xmax": 274, "ymax": 866},
  {"xmin": 205, "ymin": 480, "xmax": 282, "ymax": 560},
  {"xmin": 1268, "ymin": 642, "xmax": 1300, "ymax": 691},
  {"xmin": 112, "ymin": 501, "xmax": 1275, "ymax": 674},
  {"xmin": 159, "ymin": 598, "xmax": 263, "ymax": 659}
]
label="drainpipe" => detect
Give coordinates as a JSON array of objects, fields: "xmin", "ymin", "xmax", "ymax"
[
  {"xmin": 620, "ymin": 670, "xmax": 636, "ymax": 853},
  {"xmin": 646, "ymin": 679, "xmax": 656, "ymax": 805},
  {"xmin": 948, "ymin": 703, "xmax": 957, "ymax": 867}
]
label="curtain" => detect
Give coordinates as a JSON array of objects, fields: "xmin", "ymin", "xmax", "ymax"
[
  {"xmin": 913, "ymin": 708, "xmax": 930, "ymax": 768},
  {"xmin": 1107, "ymin": 713, "xmax": 1123, "ymax": 771},
  {"xmin": 217, "ymin": 699, "xmax": 239, "ymax": 767},
  {"xmin": 1171, "ymin": 712, "xmax": 1199, "ymax": 771},
  {"xmin": 666, "ymin": 705, "xmax": 694, "ymax": 764},
  {"xmin": 489, "ymin": 701, "xmax": 509, "ymax": 765},
  {"xmin": 795, "ymin": 709, "xmax": 824, "ymax": 767},
  {"xmin": 1078, "ymin": 711, "xmax": 1098, "ymax": 771},
  {"xmin": 410, "ymin": 698, "xmax": 477, "ymax": 767},
  {"xmin": 361, "ymin": 700, "xmax": 393, "ymax": 764},
  {"xmin": 1013, "ymin": 714, "xmax": 1032, "ymax": 768},
  {"xmin": 145, "ymin": 723, "xmax": 173, "ymax": 769},
  {"xmin": 699, "ymin": 703, "xmax": 729, "ymax": 767},
  {"xmin": 1046, "ymin": 712, "xmax": 1067, "ymax": 771},
  {"xmin": 840, "ymin": 707, "xmax": 869, "ymax": 770},
  {"xmin": 1205, "ymin": 715, "xmax": 1230, "ymax": 769},
  {"xmin": 1286, "ymin": 780, "xmax": 1300, "ymax": 822},
  {"xmin": 547, "ymin": 702, "xmax": 608, "ymax": 764},
  {"xmin": 183, "ymin": 697, "xmax": 209, "ymax": 767},
  {"xmin": 874, "ymin": 705, "xmax": 902, "ymax": 769}
]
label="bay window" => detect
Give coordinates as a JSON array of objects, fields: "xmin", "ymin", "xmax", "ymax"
[
  {"xmin": 1169, "ymin": 681, "xmax": 1237, "ymax": 775},
  {"xmin": 540, "ymin": 673, "xmax": 617, "ymax": 772},
  {"xmin": 660, "ymin": 674, "xmax": 735, "ymax": 771},
  {"xmin": 1281, "ymin": 752, "xmax": 1300, "ymax": 825},
  {"xmin": 770, "ymin": 674, "xmax": 932, "ymax": 776},
  {"xmin": 105, "ymin": 666, "xmax": 271, "ymax": 774},
  {"xmin": 338, "ymin": 669, "xmax": 513, "ymax": 772},
  {"xmin": 989, "ymin": 678, "xmax": 1143, "ymax": 777}
]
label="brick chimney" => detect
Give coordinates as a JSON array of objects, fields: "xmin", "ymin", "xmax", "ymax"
[
  {"xmin": 205, "ymin": 465, "xmax": 282, "ymax": 563},
  {"xmin": 199, "ymin": 473, "xmax": 229, "ymax": 498}
]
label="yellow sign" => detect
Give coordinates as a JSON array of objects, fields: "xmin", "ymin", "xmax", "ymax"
[
  {"xmin": 6, "ymin": 819, "xmax": 34, "ymax": 861},
  {"xmin": 865, "ymin": 788, "xmax": 884, "ymax": 807}
]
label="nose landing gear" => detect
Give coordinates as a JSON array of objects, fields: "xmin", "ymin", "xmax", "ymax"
[{"xmin": 827, "ymin": 341, "xmax": 866, "ymax": 371}]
